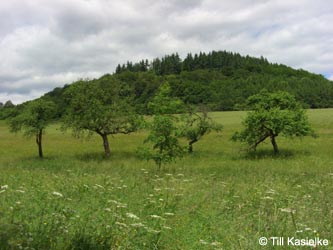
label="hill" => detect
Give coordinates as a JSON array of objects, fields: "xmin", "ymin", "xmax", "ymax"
[{"xmin": 2, "ymin": 50, "xmax": 333, "ymax": 119}]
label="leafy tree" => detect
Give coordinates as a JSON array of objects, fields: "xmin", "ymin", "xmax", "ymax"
[
  {"xmin": 140, "ymin": 83, "xmax": 185, "ymax": 168},
  {"xmin": 180, "ymin": 108, "xmax": 223, "ymax": 153},
  {"xmin": 63, "ymin": 77, "xmax": 140, "ymax": 157},
  {"xmin": 4, "ymin": 100, "xmax": 15, "ymax": 108},
  {"xmin": 232, "ymin": 90, "xmax": 316, "ymax": 153},
  {"xmin": 9, "ymin": 99, "xmax": 56, "ymax": 158}
]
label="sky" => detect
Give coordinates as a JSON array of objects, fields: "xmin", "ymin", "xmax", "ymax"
[{"xmin": 0, "ymin": 0, "xmax": 332, "ymax": 104}]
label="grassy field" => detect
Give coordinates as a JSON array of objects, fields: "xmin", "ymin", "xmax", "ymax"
[{"xmin": 0, "ymin": 109, "xmax": 333, "ymax": 250}]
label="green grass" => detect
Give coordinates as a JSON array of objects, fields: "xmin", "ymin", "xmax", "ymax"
[{"xmin": 1, "ymin": 109, "xmax": 333, "ymax": 249}]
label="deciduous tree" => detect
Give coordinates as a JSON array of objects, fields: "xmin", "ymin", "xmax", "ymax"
[
  {"xmin": 9, "ymin": 99, "xmax": 56, "ymax": 158},
  {"xmin": 63, "ymin": 77, "xmax": 140, "ymax": 157},
  {"xmin": 232, "ymin": 90, "xmax": 316, "ymax": 153}
]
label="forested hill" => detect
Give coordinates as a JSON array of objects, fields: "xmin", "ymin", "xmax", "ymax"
[{"xmin": 2, "ymin": 50, "xmax": 332, "ymax": 119}]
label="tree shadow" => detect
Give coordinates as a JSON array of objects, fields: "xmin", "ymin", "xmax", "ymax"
[{"xmin": 233, "ymin": 148, "xmax": 311, "ymax": 160}]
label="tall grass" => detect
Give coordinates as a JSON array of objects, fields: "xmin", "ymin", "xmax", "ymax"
[{"xmin": 0, "ymin": 109, "xmax": 332, "ymax": 249}]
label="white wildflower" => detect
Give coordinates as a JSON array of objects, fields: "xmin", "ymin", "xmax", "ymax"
[
  {"xmin": 262, "ymin": 196, "xmax": 274, "ymax": 200},
  {"xmin": 115, "ymin": 222, "xmax": 128, "ymax": 228},
  {"xmin": 126, "ymin": 213, "xmax": 140, "ymax": 220},
  {"xmin": 104, "ymin": 208, "xmax": 111, "ymax": 212},
  {"xmin": 199, "ymin": 239, "xmax": 209, "ymax": 245},
  {"xmin": 164, "ymin": 212, "xmax": 175, "ymax": 216},
  {"xmin": 16, "ymin": 190, "xmax": 25, "ymax": 193},
  {"xmin": 280, "ymin": 208, "xmax": 295, "ymax": 213},
  {"xmin": 108, "ymin": 200, "xmax": 118, "ymax": 204},
  {"xmin": 116, "ymin": 203, "xmax": 127, "ymax": 208},
  {"xmin": 211, "ymin": 241, "xmax": 222, "ymax": 246},
  {"xmin": 146, "ymin": 227, "xmax": 160, "ymax": 234},
  {"xmin": 163, "ymin": 226, "xmax": 172, "ymax": 230},
  {"xmin": 150, "ymin": 215, "xmax": 165, "ymax": 220},
  {"xmin": 94, "ymin": 184, "xmax": 104, "ymax": 189},
  {"xmin": 1, "ymin": 185, "xmax": 8, "ymax": 190},
  {"xmin": 0, "ymin": 190, "xmax": 5, "ymax": 194},
  {"xmin": 131, "ymin": 223, "xmax": 145, "ymax": 228},
  {"xmin": 52, "ymin": 191, "xmax": 63, "ymax": 197}
]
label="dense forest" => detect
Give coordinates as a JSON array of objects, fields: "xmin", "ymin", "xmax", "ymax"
[{"xmin": 1, "ymin": 50, "xmax": 333, "ymax": 119}]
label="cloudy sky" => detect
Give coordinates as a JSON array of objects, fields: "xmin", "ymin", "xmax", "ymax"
[{"xmin": 1, "ymin": 0, "xmax": 332, "ymax": 104}]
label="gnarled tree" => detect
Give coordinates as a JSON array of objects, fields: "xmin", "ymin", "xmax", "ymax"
[
  {"xmin": 180, "ymin": 108, "xmax": 223, "ymax": 153},
  {"xmin": 232, "ymin": 90, "xmax": 316, "ymax": 153}
]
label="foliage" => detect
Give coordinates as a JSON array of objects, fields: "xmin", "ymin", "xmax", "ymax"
[
  {"xmin": 140, "ymin": 115, "xmax": 185, "ymax": 168},
  {"xmin": 62, "ymin": 76, "xmax": 140, "ymax": 157},
  {"xmin": 179, "ymin": 107, "xmax": 223, "ymax": 152},
  {"xmin": 232, "ymin": 90, "xmax": 316, "ymax": 153},
  {"xmin": 9, "ymin": 99, "xmax": 56, "ymax": 158},
  {"xmin": 140, "ymin": 83, "xmax": 185, "ymax": 168}
]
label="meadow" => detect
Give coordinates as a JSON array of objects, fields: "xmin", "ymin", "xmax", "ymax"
[{"xmin": 0, "ymin": 109, "xmax": 333, "ymax": 250}]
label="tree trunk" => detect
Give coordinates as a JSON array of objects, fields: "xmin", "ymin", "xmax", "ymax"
[
  {"xmin": 270, "ymin": 135, "xmax": 278, "ymax": 154},
  {"xmin": 188, "ymin": 139, "xmax": 197, "ymax": 153},
  {"xmin": 101, "ymin": 134, "xmax": 111, "ymax": 157},
  {"xmin": 36, "ymin": 129, "xmax": 43, "ymax": 158}
]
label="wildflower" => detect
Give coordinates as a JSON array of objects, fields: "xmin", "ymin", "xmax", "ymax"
[
  {"xmin": 131, "ymin": 223, "xmax": 145, "ymax": 228},
  {"xmin": 280, "ymin": 208, "xmax": 295, "ymax": 213},
  {"xmin": 150, "ymin": 215, "xmax": 165, "ymax": 220},
  {"xmin": 16, "ymin": 190, "xmax": 25, "ymax": 193},
  {"xmin": 145, "ymin": 227, "xmax": 160, "ymax": 234},
  {"xmin": 261, "ymin": 196, "xmax": 274, "ymax": 200},
  {"xmin": 104, "ymin": 208, "xmax": 111, "ymax": 212},
  {"xmin": 108, "ymin": 200, "xmax": 119, "ymax": 204},
  {"xmin": 126, "ymin": 213, "xmax": 140, "ymax": 220},
  {"xmin": 94, "ymin": 184, "xmax": 104, "ymax": 189},
  {"xmin": 163, "ymin": 226, "xmax": 172, "ymax": 230},
  {"xmin": 211, "ymin": 241, "xmax": 222, "ymax": 246},
  {"xmin": 115, "ymin": 222, "xmax": 128, "ymax": 228},
  {"xmin": 199, "ymin": 239, "xmax": 209, "ymax": 245},
  {"xmin": 52, "ymin": 191, "xmax": 63, "ymax": 197},
  {"xmin": 0, "ymin": 190, "xmax": 5, "ymax": 194},
  {"xmin": 266, "ymin": 189, "xmax": 276, "ymax": 194},
  {"xmin": 1, "ymin": 185, "xmax": 8, "ymax": 189},
  {"xmin": 116, "ymin": 203, "xmax": 127, "ymax": 208},
  {"xmin": 164, "ymin": 212, "xmax": 174, "ymax": 216}
]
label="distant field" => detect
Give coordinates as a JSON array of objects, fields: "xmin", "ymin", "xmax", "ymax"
[{"xmin": 1, "ymin": 109, "xmax": 333, "ymax": 250}]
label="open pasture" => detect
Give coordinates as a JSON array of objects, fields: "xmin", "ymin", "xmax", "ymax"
[{"xmin": 1, "ymin": 109, "xmax": 333, "ymax": 249}]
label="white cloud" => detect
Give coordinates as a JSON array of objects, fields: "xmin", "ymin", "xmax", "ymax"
[{"xmin": 0, "ymin": 0, "xmax": 332, "ymax": 103}]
